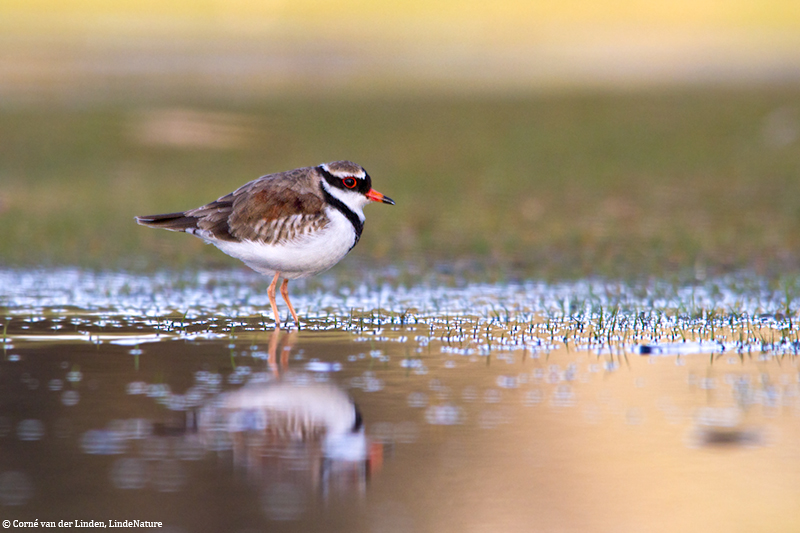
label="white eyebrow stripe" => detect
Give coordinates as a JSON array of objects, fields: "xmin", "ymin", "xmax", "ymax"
[{"xmin": 319, "ymin": 162, "xmax": 366, "ymax": 179}]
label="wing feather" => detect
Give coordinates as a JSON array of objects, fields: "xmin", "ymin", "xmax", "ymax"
[
  {"xmin": 227, "ymin": 170, "xmax": 328, "ymax": 244},
  {"xmin": 137, "ymin": 166, "xmax": 329, "ymax": 245}
]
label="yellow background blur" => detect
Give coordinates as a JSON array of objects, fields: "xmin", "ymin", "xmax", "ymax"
[{"xmin": 3, "ymin": 0, "xmax": 800, "ymax": 99}]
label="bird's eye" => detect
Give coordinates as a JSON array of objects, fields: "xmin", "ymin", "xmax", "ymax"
[{"xmin": 343, "ymin": 177, "xmax": 357, "ymax": 189}]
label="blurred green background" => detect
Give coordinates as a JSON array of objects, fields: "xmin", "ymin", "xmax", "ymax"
[{"xmin": 1, "ymin": 0, "xmax": 800, "ymax": 280}]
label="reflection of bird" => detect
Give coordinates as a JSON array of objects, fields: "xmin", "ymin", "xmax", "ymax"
[
  {"xmin": 136, "ymin": 161, "xmax": 394, "ymax": 327},
  {"xmin": 199, "ymin": 380, "xmax": 381, "ymax": 509},
  {"xmin": 216, "ymin": 382, "xmax": 363, "ymax": 440}
]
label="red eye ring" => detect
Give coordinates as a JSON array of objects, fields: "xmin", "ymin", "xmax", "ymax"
[{"xmin": 343, "ymin": 177, "xmax": 357, "ymax": 189}]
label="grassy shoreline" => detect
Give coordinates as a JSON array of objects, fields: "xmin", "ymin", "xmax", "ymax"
[{"xmin": 2, "ymin": 88, "xmax": 799, "ymax": 280}]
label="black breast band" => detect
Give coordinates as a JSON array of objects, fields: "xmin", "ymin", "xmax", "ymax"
[{"xmin": 321, "ymin": 185, "xmax": 363, "ymax": 249}]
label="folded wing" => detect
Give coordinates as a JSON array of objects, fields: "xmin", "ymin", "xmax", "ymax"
[{"xmin": 136, "ymin": 169, "xmax": 329, "ymax": 245}]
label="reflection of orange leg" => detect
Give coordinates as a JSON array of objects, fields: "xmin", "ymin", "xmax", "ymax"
[
  {"xmin": 280, "ymin": 278, "xmax": 299, "ymax": 328},
  {"xmin": 267, "ymin": 327, "xmax": 280, "ymax": 378},
  {"xmin": 266, "ymin": 328, "xmax": 297, "ymax": 378},
  {"xmin": 267, "ymin": 272, "xmax": 281, "ymax": 328},
  {"xmin": 281, "ymin": 329, "xmax": 298, "ymax": 368}
]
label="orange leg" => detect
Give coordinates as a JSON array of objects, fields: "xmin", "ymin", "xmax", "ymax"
[
  {"xmin": 280, "ymin": 278, "xmax": 299, "ymax": 328},
  {"xmin": 267, "ymin": 272, "xmax": 281, "ymax": 328}
]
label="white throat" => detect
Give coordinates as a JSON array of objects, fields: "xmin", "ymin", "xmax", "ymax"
[{"xmin": 320, "ymin": 178, "xmax": 367, "ymax": 222}]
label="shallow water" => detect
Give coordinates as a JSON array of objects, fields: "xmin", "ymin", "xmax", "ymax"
[{"xmin": 1, "ymin": 269, "xmax": 799, "ymax": 532}]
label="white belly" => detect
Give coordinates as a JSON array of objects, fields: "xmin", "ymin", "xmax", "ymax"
[{"xmin": 207, "ymin": 208, "xmax": 357, "ymax": 279}]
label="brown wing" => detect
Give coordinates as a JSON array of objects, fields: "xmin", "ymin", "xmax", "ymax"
[
  {"xmin": 138, "ymin": 167, "xmax": 329, "ymax": 244},
  {"xmin": 223, "ymin": 168, "xmax": 329, "ymax": 244}
]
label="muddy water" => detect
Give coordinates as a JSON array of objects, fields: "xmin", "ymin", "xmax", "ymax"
[{"xmin": 1, "ymin": 269, "xmax": 799, "ymax": 532}]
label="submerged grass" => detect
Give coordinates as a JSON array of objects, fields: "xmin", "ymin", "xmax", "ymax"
[
  {"xmin": 5, "ymin": 281, "xmax": 799, "ymax": 367},
  {"xmin": 2, "ymin": 88, "xmax": 800, "ymax": 279},
  {"xmin": 3, "ymin": 268, "xmax": 800, "ymax": 351}
]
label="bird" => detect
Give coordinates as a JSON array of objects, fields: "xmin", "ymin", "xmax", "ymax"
[{"xmin": 135, "ymin": 160, "xmax": 394, "ymax": 327}]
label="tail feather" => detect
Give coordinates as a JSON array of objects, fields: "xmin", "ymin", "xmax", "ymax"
[{"xmin": 135, "ymin": 212, "xmax": 199, "ymax": 232}]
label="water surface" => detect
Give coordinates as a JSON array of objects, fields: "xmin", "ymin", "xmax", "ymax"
[{"xmin": 1, "ymin": 269, "xmax": 798, "ymax": 532}]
